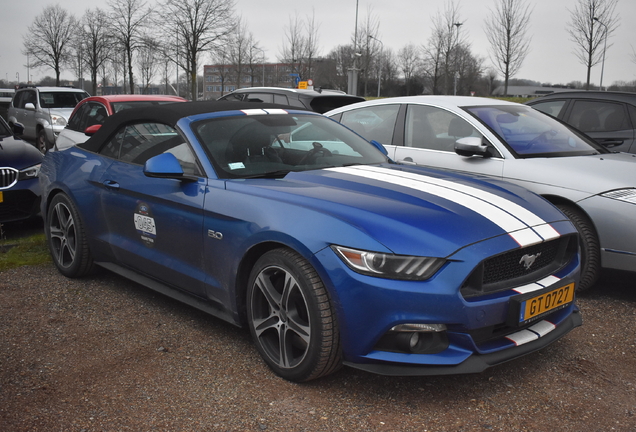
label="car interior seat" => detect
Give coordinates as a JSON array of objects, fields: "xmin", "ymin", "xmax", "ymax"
[{"xmin": 578, "ymin": 110, "xmax": 600, "ymax": 132}]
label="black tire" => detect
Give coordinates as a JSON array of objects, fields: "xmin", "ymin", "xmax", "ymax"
[
  {"xmin": 558, "ymin": 204, "xmax": 600, "ymax": 292},
  {"xmin": 247, "ymin": 248, "xmax": 342, "ymax": 382},
  {"xmin": 46, "ymin": 194, "xmax": 94, "ymax": 278},
  {"xmin": 36, "ymin": 129, "xmax": 49, "ymax": 153}
]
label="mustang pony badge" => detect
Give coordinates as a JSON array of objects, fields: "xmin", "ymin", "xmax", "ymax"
[{"xmin": 520, "ymin": 253, "xmax": 541, "ymax": 270}]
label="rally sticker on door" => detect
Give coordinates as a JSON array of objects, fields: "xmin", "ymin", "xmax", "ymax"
[{"xmin": 134, "ymin": 202, "xmax": 156, "ymax": 248}]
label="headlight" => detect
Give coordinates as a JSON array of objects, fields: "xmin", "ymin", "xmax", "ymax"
[
  {"xmin": 18, "ymin": 164, "xmax": 41, "ymax": 180},
  {"xmin": 50, "ymin": 114, "xmax": 67, "ymax": 127},
  {"xmin": 600, "ymin": 188, "xmax": 636, "ymax": 204},
  {"xmin": 331, "ymin": 245, "xmax": 446, "ymax": 280}
]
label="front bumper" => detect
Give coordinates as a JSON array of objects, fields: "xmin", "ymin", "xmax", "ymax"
[
  {"xmin": 580, "ymin": 195, "xmax": 636, "ymax": 272},
  {"xmin": 345, "ymin": 309, "xmax": 581, "ymax": 376},
  {"xmin": 0, "ymin": 178, "xmax": 41, "ymax": 222}
]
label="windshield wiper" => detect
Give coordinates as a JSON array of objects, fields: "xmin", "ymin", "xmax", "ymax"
[{"xmin": 241, "ymin": 169, "xmax": 293, "ymax": 179}]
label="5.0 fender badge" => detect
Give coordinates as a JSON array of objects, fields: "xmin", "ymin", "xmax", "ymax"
[{"xmin": 208, "ymin": 229, "xmax": 223, "ymax": 240}]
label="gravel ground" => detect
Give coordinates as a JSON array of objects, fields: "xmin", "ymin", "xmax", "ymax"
[{"xmin": 1, "ymin": 264, "xmax": 635, "ymax": 432}]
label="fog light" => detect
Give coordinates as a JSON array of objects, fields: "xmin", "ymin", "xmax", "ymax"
[
  {"xmin": 390, "ymin": 323, "xmax": 447, "ymax": 333},
  {"xmin": 374, "ymin": 324, "xmax": 450, "ymax": 355}
]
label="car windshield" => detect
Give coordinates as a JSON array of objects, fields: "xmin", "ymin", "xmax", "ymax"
[
  {"xmin": 111, "ymin": 100, "xmax": 179, "ymax": 113},
  {"xmin": 0, "ymin": 117, "xmax": 11, "ymax": 137},
  {"xmin": 39, "ymin": 91, "xmax": 88, "ymax": 109},
  {"xmin": 194, "ymin": 113, "xmax": 389, "ymax": 178},
  {"xmin": 464, "ymin": 105, "xmax": 605, "ymax": 158}
]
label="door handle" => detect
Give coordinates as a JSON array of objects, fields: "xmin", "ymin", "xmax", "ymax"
[{"xmin": 103, "ymin": 180, "xmax": 120, "ymax": 190}]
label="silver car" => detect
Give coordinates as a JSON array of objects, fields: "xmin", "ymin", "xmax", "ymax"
[
  {"xmin": 326, "ymin": 96, "xmax": 636, "ymax": 291},
  {"xmin": 7, "ymin": 86, "xmax": 89, "ymax": 152}
]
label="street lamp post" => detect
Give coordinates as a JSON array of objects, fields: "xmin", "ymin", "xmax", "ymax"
[
  {"xmin": 593, "ymin": 17, "xmax": 608, "ymax": 91},
  {"xmin": 453, "ymin": 22, "xmax": 463, "ymax": 96},
  {"xmin": 253, "ymin": 46, "xmax": 265, "ymax": 86},
  {"xmin": 368, "ymin": 35, "xmax": 383, "ymax": 98}
]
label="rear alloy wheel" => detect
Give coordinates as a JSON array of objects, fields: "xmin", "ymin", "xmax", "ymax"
[
  {"xmin": 36, "ymin": 129, "xmax": 49, "ymax": 153},
  {"xmin": 557, "ymin": 204, "xmax": 600, "ymax": 291},
  {"xmin": 247, "ymin": 248, "xmax": 341, "ymax": 382},
  {"xmin": 47, "ymin": 194, "xmax": 94, "ymax": 278}
]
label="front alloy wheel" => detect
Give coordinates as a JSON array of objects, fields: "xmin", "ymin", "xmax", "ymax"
[
  {"xmin": 47, "ymin": 194, "xmax": 94, "ymax": 277},
  {"xmin": 247, "ymin": 248, "xmax": 341, "ymax": 382}
]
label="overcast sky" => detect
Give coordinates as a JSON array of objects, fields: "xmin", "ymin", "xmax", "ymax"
[{"xmin": 2, "ymin": 0, "xmax": 635, "ymax": 89}]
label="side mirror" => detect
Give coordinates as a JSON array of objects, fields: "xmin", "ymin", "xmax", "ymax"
[
  {"xmin": 84, "ymin": 124, "xmax": 101, "ymax": 136},
  {"xmin": 24, "ymin": 103, "xmax": 36, "ymax": 111},
  {"xmin": 370, "ymin": 139, "xmax": 388, "ymax": 155},
  {"xmin": 11, "ymin": 123, "xmax": 24, "ymax": 136},
  {"xmin": 144, "ymin": 153, "xmax": 198, "ymax": 182},
  {"xmin": 455, "ymin": 137, "xmax": 489, "ymax": 157}
]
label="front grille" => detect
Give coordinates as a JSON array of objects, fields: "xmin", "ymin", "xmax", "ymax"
[
  {"xmin": 461, "ymin": 234, "xmax": 578, "ymax": 299},
  {"xmin": 0, "ymin": 168, "xmax": 18, "ymax": 189},
  {"xmin": 483, "ymin": 240, "xmax": 559, "ymax": 285}
]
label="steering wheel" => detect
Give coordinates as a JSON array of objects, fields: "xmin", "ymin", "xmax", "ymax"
[
  {"xmin": 521, "ymin": 130, "xmax": 555, "ymax": 150},
  {"xmin": 298, "ymin": 141, "xmax": 332, "ymax": 165}
]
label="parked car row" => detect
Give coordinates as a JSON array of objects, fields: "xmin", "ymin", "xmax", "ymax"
[{"xmin": 4, "ymin": 85, "xmax": 636, "ymax": 382}]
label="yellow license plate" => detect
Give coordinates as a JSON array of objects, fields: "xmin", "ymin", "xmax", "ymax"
[
  {"xmin": 519, "ymin": 283, "xmax": 575, "ymax": 323},
  {"xmin": 0, "ymin": 191, "xmax": 3, "ymax": 203}
]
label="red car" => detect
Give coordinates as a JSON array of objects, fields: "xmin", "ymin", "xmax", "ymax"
[{"xmin": 54, "ymin": 95, "xmax": 186, "ymax": 151}]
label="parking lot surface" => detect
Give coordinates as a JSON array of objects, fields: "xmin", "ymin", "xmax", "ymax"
[{"xmin": 1, "ymin": 263, "xmax": 635, "ymax": 431}]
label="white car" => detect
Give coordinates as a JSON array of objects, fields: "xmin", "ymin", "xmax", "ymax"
[{"xmin": 327, "ymin": 96, "xmax": 636, "ymax": 291}]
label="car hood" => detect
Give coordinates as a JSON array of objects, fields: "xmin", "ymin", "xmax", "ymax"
[
  {"xmin": 505, "ymin": 153, "xmax": 636, "ymax": 196},
  {"xmin": 0, "ymin": 136, "xmax": 42, "ymax": 169},
  {"xmin": 228, "ymin": 164, "xmax": 572, "ymax": 257}
]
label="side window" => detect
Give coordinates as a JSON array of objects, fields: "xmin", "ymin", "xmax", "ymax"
[
  {"xmin": 273, "ymin": 94, "xmax": 289, "ymax": 105},
  {"xmin": 12, "ymin": 91, "xmax": 23, "ymax": 108},
  {"xmin": 530, "ymin": 100, "xmax": 567, "ymax": 118},
  {"xmin": 405, "ymin": 105, "xmax": 481, "ymax": 152},
  {"xmin": 67, "ymin": 104, "xmax": 90, "ymax": 131},
  {"xmin": 568, "ymin": 100, "xmax": 630, "ymax": 133},
  {"xmin": 21, "ymin": 90, "xmax": 37, "ymax": 108},
  {"xmin": 340, "ymin": 104, "xmax": 399, "ymax": 144},
  {"xmin": 99, "ymin": 122, "xmax": 201, "ymax": 176},
  {"xmin": 247, "ymin": 93, "xmax": 274, "ymax": 103},
  {"xmin": 629, "ymin": 105, "xmax": 636, "ymax": 128},
  {"xmin": 84, "ymin": 102, "xmax": 108, "ymax": 128}
]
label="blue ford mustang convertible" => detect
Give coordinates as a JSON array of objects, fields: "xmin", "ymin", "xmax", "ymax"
[{"xmin": 40, "ymin": 101, "xmax": 581, "ymax": 381}]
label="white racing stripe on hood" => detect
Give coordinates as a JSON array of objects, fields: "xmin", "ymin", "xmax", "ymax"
[{"xmin": 326, "ymin": 166, "xmax": 559, "ymax": 247}]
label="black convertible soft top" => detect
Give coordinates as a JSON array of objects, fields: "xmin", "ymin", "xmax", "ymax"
[{"xmin": 79, "ymin": 100, "xmax": 300, "ymax": 153}]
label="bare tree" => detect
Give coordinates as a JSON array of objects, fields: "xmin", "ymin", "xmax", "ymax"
[
  {"xmin": 108, "ymin": 0, "xmax": 149, "ymax": 94},
  {"xmin": 420, "ymin": 1, "xmax": 466, "ymax": 95},
  {"xmin": 567, "ymin": 0, "xmax": 619, "ymax": 90},
  {"xmin": 23, "ymin": 5, "xmax": 77, "ymax": 86},
  {"xmin": 280, "ymin": 11, "xmax": 321, "ymax": 83},
  {"xmin": 80, "ymin": 8, "xmax": 113, "ymax": 95},
  {"xmin": 280, "ymin": 13, "xmax": 306, "ymax": 82},
  {"xmin": 398, "ymin": 44, "xmax": 420, "ymax": 96},
  {"xmin": 160, "ymin": 0, "xmax": 235, "ymax": 100},
  {"xmin": 304, "ymin": 11, "xmax": 321, "ymax": 82},
  {"xmin": 421, "ymin": 14, "xmax": 446, "ymax": 95},
  {"xmin": 210, "ymin": 46, "xmax": 232, "ymax": 96},
  {"xmin": 484, "ymin": 0, "xmax": 532, "ymax": 96},
  {"xmin": 355, "ymin": 6, "xmax": 380, "ymax": 96},
  {"xmin": 228, "ymin": 17, "xmax": 252, "ymax": 90},
  {"xmin": 137, "ymin": 35, "xmax": 161, "ymax": 93}
]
